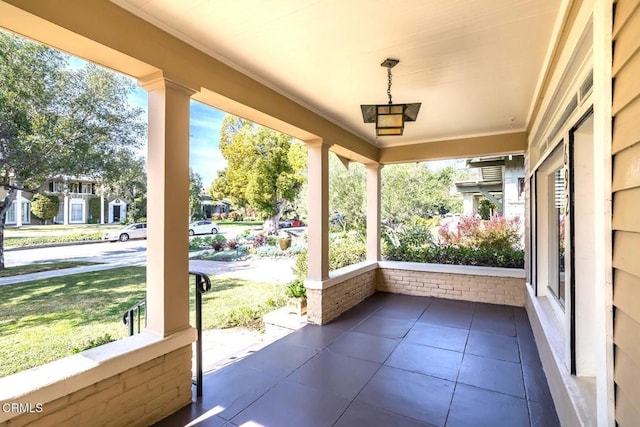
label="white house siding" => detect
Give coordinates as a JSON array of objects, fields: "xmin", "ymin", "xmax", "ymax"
[{"xmin": 612, "ymin": 0, "xmax": 640, "ymax": 424}]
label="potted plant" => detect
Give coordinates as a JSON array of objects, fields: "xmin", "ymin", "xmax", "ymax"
[
  {"xmin": 278, "ymin": 231, "xmax": 292, "ymax": 250},
  {"xmin": 285, "ymin": 279, "xmax": 307, "ymax": 316}
]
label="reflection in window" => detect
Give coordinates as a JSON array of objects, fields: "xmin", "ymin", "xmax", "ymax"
[{"xmin": 550, "ymin": 167, "xmax": 565, "ymax": 305}]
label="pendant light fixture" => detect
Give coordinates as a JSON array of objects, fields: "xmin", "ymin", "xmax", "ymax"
[{"xmin": 360, "ymin": 58, "xmax": 421, "ymax": 136}]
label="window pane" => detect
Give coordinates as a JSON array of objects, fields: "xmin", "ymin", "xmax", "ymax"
[
  {"xmin": 548, "ymin": 167, "xmax": 565, "ymax": 304},
  {"xmin": 71, "ymin": 204, "xmax": 83, "ymax": 222}
]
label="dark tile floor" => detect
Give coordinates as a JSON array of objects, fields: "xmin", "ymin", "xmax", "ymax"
[{"xmin": 155, "ymin": 293, "xmax": 559, "ymax": 427}]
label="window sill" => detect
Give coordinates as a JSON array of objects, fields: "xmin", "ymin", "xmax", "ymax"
[{"xmin": 525, "ymin": 287, "xmax": 596, "ymax": 426}]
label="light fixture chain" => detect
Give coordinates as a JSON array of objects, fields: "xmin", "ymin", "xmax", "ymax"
[{"xmin": 387, "ymin": 67, "xmax": 393, "ymax": 104}]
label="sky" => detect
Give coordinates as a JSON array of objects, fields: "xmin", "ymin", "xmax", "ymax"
[
  {"xmin": 68, "ymin": 57, "xmax": 227, "ymax": 187},
  {"xmin": 67, "ymin": 54, "xmax": 465, "ymax": 189}
]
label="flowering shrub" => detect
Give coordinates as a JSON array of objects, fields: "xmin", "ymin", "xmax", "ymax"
[
  {"xmin": 220, "ymin": 212, "xmax": 229, "ymax": 220},
  {"xmin": 383, "ymin": 215, "xmax": 524, "ymax": 268},
  {"xmin": 212, "ymin": 213, "xmax": 221, "ymax": 221},
  {"xmin": 438, "ymin": 215, "xmax": 522, "ymax": 251},
  {"xmin": 252, "ymin": 234, "xmax": 267, "ymax": 248},
  {"xmin": 204, "ymin": 234, "xmax": 227, "ymax": 251},
  {"xmin": 226, "ymin": 238, "xmax": 239, "ymax": 250}
]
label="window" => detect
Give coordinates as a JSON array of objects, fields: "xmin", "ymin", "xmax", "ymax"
[
  {"xmin": 81, "ymin": 183, "xmax": 93, "ymax": 194},
  {"xmin": 21, "ymin": 202, "xmax": 30, "ymax": 224},
  {"xmin": 53, "ymin": 182, "xmax": 65, "ymax": 193},
  {"xmin": 70, "ymin": 202, "xmax": 84, "ymax": 222},
  {"xmin": 6, "ymin": 202, "xmax": 16, "ymax": 224},
  {"xmin": 549, "ymin": 167, "xmax": 566, "ymax": 305},
  {"xmin": 535, "ymin": 142, "xmax": 565, "ymax": 309}
]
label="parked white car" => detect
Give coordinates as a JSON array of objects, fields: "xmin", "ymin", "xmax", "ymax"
[
  {"xmin": 188, "ymin": 220, "xmax": 220, "ymax": 236},
  {"xmin": 103, "ymin": 223, "xmax": 147, "ymax": 242}
]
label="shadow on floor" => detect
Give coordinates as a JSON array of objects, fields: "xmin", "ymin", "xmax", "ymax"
[{"xmin": 155, "ymin": 293, "xmax": 559, "ymax": 427}]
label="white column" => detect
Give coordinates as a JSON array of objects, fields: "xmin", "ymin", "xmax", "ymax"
[
  {"xmin": 100, "ymin": 186, "xmax": 105, "ymax": 225},
  {"xmin": 366, "ymin": 163, "xmax": 382, "ymax": 262},
  {"xmin": 593, "ymin": 0, "xmax": 614, "ymax": 424},
  {"xmin": 306, "ymin": 139, "xmax": 330, "ymax": 281},
  {"xmin": 15, "ymin": 190, "xmax": 22, "ymax": 227},
  {"xmin": 63, "ymin": 194, "xmax": 69, "ymax": 225},
  {"xmin": 140, "ymin": 73, "xmax": 195, "ymax": 337}
]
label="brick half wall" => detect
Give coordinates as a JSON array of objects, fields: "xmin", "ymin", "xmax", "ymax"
[
  {"xmin": 377, "ymin": 262, "xmax": 525, "ymax": 307},
  {"xmin": 1, "ymin": 345, "xmax": 192, "ymax": 427},
  {"xmin": 307, "ymin": 268, "xmax": 377, "ymax": 324}
]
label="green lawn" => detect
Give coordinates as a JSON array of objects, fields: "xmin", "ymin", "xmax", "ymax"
[
  {"xmin": 0, "ymin": 261, "xmax": 99, "ymax": 278},
  {"xmin": 0, "ymin": 267, "xmax": 286, "ymax": 377}
]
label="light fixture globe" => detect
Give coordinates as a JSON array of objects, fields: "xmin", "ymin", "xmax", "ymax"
[{"xmin": 360, "ymin": 59, "xmax": 421, "ymax": 136}]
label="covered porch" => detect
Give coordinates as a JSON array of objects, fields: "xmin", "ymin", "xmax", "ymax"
[
  {"xmin": 0, "ymin": 0, "xmax": 627, "ymax": 426},
  {"xmin": 158, "ymin": 293, "xmax": 558, "ymax": 427}
]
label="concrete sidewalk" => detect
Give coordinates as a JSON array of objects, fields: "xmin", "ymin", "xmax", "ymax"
[
  {"xmin": 0, "ymin": 260, "xmax": 146, "ymax": 286},
  {"xmin": 0, "ymin": 257, "xmax": 295, "ymax": 286}
]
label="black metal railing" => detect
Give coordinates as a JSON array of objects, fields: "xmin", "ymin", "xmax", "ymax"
[
  {"xmin": 122, "ymin": 271, "xmax": 212, "ymax": 397},
  {"xmin": 190, "ymin": 270, "xmax": 211, "ymax": 397},
  {"xmin": 122, "ymin": 299, "xmax": 147, "ymax": 336}
]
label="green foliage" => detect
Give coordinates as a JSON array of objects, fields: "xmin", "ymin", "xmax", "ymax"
[
  {"xmin": 266, "ymin": 235, "xmax": 278, "ymax": 246},
  {"xmin": 30, "ymin": 194, "xmax": 59, "ymax": 223},
  {"xmin": 5, "ymin": 232, "xmax": 103, "ymax": 248},
  {"xmin": 189, "ymin": 236, "xmax": 204, "ymax": 251},
  {"xmin": 88, "ymin": 197, "xmax": 107, "ymax": 220},
  {"xmin": 293, "ymin": 232, "xmax": 367, "ymax": 279},
  {"xmin": 285, "ymin": 279, "xmax": 306, "ymax": 298},
  {"xmin": 212, "ymin": 116, "xmax": 306, "ymax": 227},
  {"xmin": 126, "ymin": 195, "xmax": 147, "ymax": 224},
  {"xmin": 328, "ymin": 154, "xmax": 366, "ymax": 231},
  {"xmin": 189, "ymin": 168, "xmax": 204, "ymax": 220},
  {"xmin": 0, "ymin": 266, "xmax": 284, "ymax": 375},
  {"xmin": 382, "ymin": 217, "xmax": 438, "ymax": 260},
  {"xmin": 70, "ymin": 334, "xmax": 115, "ymax": 354},
  {"xmin": 0, "ymin": 32, "xmax": 145, "ymax": 267},
  {"xmin": 383, "ymin": 215, "xmax": 524, "ymax": 268},
  {"xmin": 381, "ymin": 163, "xmax": 464, "ymax": 225},
  {"xmin": 253, "ymin": 243, "xmax": 305, "ymax": 258},
  {"xmin": 223, "ymin": 294, "xmax": 285, "ymax": 330},
  {"xmin": 203, "ymin": 234, "xmax": 227, "ymax": 251},
  {"xmin": 478, "ymin": 198, "xmax": 497, "ymax": 220}
]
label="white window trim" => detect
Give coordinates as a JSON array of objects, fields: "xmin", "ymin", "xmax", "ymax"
[{"xmin": 69, "ymin": 199, "xmax": 85, "ymax": 224}]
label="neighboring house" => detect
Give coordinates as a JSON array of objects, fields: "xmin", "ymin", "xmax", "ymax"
[
  {"xmin": 46, "ymin": 177, "xmax": 128, "ymax": 224},
  {"xmin": 2, "ymin": 177, "xmax": 127, "ymax": 226},
  {"xmin": 4, "ymin": 194, "xmax": 31, "ymax": 226},
  {"xmin": 201, "ymin": 195, "xmax": 231, "ymax": 219},
  {"xmin": 454, "ymin": 155, "xmax": 525, "ymax": 220}
]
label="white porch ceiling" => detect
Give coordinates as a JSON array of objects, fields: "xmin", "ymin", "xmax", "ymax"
[{"xmin": 112, "ymin": 0, "xmax": 561, "ymax": 147}]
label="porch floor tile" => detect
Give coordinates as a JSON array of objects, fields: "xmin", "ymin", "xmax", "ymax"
[{"xmin": 155, "ymin": 293, "xmax": 559, "ymax": 427}]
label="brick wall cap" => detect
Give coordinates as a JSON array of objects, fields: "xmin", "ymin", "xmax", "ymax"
[
  {"xmin": 305, "ymin": 260, "xmax": 378, "ymax": 290},
  {"xmin": 378, "ymin": 261, "xmax": 525, "ymax": 278},
  {"xmin": 0, "ymin": 328, "xmax": 196, "ymax": 423}
]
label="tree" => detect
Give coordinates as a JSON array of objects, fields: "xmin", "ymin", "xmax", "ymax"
[
  {"xmin": 0, "ymin": 31, "xmax": 145, "ymax": 268},
  {"xmin": 30, "ymin": 194, "xmax": 59, "ymax": 224},
  {"xmin": 328, "ymin": 154, "xmax": 366, "ymax": 231},
  {"xmin": 189, "ymin": 168, "xmax": 204, "ymax": 220},
  {"xmin": 381, "ymin": 163, "xmax": 464, "ymax": 226},
  {"xmin": 102, "ymin": 155, "xmax": 147, "ymax": 224},
  {"xmin": 213, "ymin": 116, "xmax": 306, "ymax": 232}
]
